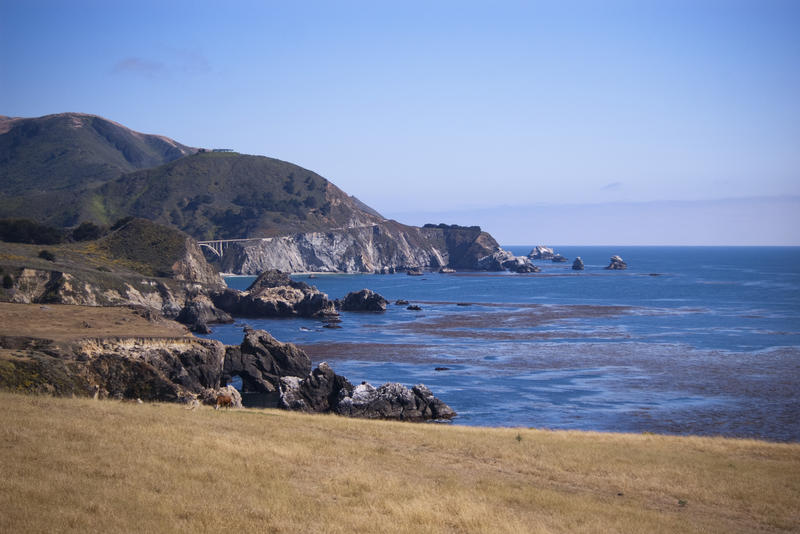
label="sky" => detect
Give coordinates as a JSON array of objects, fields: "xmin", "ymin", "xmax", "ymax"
[{"xmin": 1, "ymin": 0, "xmax": 798, "ymax": 245}]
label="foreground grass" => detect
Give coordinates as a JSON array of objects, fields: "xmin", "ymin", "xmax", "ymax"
[{"xmin": 1, "ymin": 393, "xmax": 798, "ymax": 533}]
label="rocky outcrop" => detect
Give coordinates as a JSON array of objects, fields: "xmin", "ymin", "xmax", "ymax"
[
  {"xmin": 1, "ymin": 320, "xmax": 454, "ymax": 421},
  {"xmin": 217, "ymin": 221, "xmax": 501, "ymax": 274},
  {"xmin": 176, "ymin": 292, "xmax": 233, "ymax": 331},
  {"xmin": 552, "ymin": 254, "xmax": 568, "ymax": 263},
  {"xmin": 336, "ymin": 289, "xmax": 388, "ymax": 312},
  {"xmin": 336, "ymin": 382, "xmax": 456, "ymax": 421},
  {"xmin": 572, "ymin": 257, "xmax": 585, "ymax": 270},
  {"xmin": 223, "ymin": 328, "xmax": 312, "ymax": 393},
  {"xmin": 278, "ymin": 362, "xmax": 353, "ymax": 413},
  {"xmin": 1, "ymin": 219, "xmax": 230, "ymax": 323},
  {"xmin": 477, "ymin": 251, "xmax": 540, "ymax": 273},
  {"xmin": 278, "ymin": 363, "xmax": 455, "ymax": 421},
  {"xmin": 528, "ymin": 246, "xmax": 555, "ymax": 260},
  {"xmin": 605, "ymin": 255, "xmax": 628, "ymax": 270},
  {"xmin": 77, "ymin": 336, "xmax": 227, "ymax": 402},
  {"xmin": 211, "ymin": 270, "xmax": 336, "ymax": 318}
]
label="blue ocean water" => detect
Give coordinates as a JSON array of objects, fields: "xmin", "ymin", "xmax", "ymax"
[{"xmin": 202, "ymin": 246, "xmax": 800, "ymax": 441}]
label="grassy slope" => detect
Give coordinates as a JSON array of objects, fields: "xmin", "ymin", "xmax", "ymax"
[
  {"xmin": 94, "ymin": 151, "xmax": 380, "ymax": 239},
  {"xmin": 0, "ymin": 113, "xmax": 194, "ymax": 226},
  {"xmin": 1, "ymin": 393, "xmax": 798, "ymax": 533},
  {"xmin": 0, "ymin": 113, "xmax": 194, "ymax": 195}
]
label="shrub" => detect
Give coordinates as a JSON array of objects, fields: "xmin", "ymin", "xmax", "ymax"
[
  {"xmin": 0, "ymin": 219, "xmax": 65, "ymax": 244},
  {"xmin": 38, "ymin": 250, "xmax": 56, "ymax": 262},
  {"xmin": 71, "ymin": 222, "xmax": 105, "ymax": 241}
]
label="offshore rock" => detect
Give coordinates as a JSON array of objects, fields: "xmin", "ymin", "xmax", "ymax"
[
  {"xmin": 211, "ymin": 270, "xmax": 337, "ymax": 318},
  {"xmin": 528, "ymin": 246, "xmax": 555, "ymax": 260},
  {"xmin": 552, "ymin": 254, "xmax": 568, "ymax": 263},
  {"xmin": 605, "ymin": 255, "xmax": 628, "ymax": 270},
  {"xmin": 336, "ymin": 289, "xmax": 388, "ymax": 312},
  {"xmin": 223, "ymin": 328, "xmax": 312, "ymax": 393},
  {"xmin": 572, "ymin": 257, "xmax": 585, "ymax": 270},
  {"xmin": 477, "ymin": 250, "xmax": 515, "ymax": 271},
  {"xmin": 477, "ymin": 251, "xmax": 539, "ymax": 273}
]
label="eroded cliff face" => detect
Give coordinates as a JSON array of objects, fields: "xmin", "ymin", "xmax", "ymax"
[
  {"xmin": 9, "ymin": 268, "xmax": 183, "ymax": 314},
  {"xmin": 218, "ymin": 222, "xmax": 501, "ymax": 274}
]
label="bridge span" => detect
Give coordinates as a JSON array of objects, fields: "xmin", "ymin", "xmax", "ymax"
[{"xmin": 197, "ymin": 238, "xmax": 262, "ymax": 257}]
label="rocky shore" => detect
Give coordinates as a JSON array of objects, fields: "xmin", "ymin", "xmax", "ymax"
[{"xmin": 0, "ymin": 302, "xmax": 455, "ymax": 421}]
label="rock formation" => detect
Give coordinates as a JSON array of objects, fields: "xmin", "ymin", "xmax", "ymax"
[
  {"xmin": 177, "ymin": 292, "xmax": 234, "ymax": 332},
  {"xmin": 279, "ymin": 363, "xmax": 456, "ymax": 421},
  {"xmin": 0, "ymin": 219, "xmax": 231, "ymax": 326},
  {"xmin": 336, "ymin": 289, "xmax": 388, "ymax": 312},
  {"xmin": 572, "ymin": 257, "xmax": 585, "ymax": 270},
  {"xmin": 223, "ymin": 328, "xmax": 312, "ymax": 393},
  {"xmin": 477, "ymin": 251, "xmax": 540, "ymax": 273},
  {"xmin": 211, "ymin": 270, "xmax": 337, "ymax": 318},
  {"xmin": 605, "ymin": 255, "xmax": 628, "ymax": 270},
  {"xmin": 217, "ymin": 222, "xmax": 501, "ymax": 274},
  {"xmin": 552, "ymin": 254, "xmax": 568, "ymax": 263},
  {"xmin": 528, "ymin": 246, "xmax": 555, "ymax": 260},
  {"xmin": 278, "ymin": 362, "xmax": 353, "ymax": 413},
  {"xmin": 336, "ymin": 382, "xmax": 456, "ymax": 421}
]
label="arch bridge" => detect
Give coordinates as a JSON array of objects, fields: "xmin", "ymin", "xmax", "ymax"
[{"xmin": 197, "ymin": 238, "xmax": 258, "ymax": 258}]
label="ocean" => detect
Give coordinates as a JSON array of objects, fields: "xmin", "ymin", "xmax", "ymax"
[{"xmin": 201, "ymin": 246, "xmax": 800, "ymax": 442}]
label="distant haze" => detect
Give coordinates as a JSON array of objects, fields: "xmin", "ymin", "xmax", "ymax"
[
  {"xmin": 386, "ymin": 196, "xmax": 800, "ymax": 246},
  {"xmin": 1, "ymin": 1, "xmax": 798, "ymax": 244}
]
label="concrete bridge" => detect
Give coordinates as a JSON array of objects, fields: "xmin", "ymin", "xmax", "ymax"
[{"xmin": 197, "ymin": 238, "xmax": 260, "ymax": 257}]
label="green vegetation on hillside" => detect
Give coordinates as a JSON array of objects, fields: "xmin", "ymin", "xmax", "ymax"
[
  {"xmin": 0, "ymin": 114, "xmax": 384, "ymax": 240},
  {"xmin": 93, "ymin": 152, "xmax": 376, "ymax": 239},
  {"xmin": 0, "ymin": 113, "xmax": 194, "ymax": 195}
]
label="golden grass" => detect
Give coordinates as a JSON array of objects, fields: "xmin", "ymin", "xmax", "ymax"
[
  {"xmin": 1, "ymin": 392, "xmax": 798, "ymax": 533},
  {"xmin": 0, "ymin": 302, "xmax": 189, "ymax": 342}
]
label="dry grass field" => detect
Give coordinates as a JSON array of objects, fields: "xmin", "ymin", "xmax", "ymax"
[{"xmin": 1, "ymin": 392, "xmax": 798, "ymax": 534}]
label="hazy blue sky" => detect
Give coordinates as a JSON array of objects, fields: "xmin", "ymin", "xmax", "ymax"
[{"xmin": 1, "ymin": 1, "xmax": 798, "ymax": 244}]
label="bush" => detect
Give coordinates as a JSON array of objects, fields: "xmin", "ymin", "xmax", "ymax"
[
  {"xmin": 0, "ymin": 219, "xmax": 65, "ymax": 244},
  {"xmin": 71, "ymin": 222, "xmax": 105, "ymax": 241},
  {"xmin": 38, "ymin": 250, "xmax": 56, "ymax": 262},
  {"xmin": 2, "ymin": 274, "xmax": 13, "ymax": 289}
]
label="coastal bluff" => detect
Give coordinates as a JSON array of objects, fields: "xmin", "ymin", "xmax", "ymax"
[
  {"xmin": 216, "ymin": 221, "xmax": 503, "ymax": 274},
  {"xmin": 0, "ymin": 302, "xmax": 454, "ymax": 421}
]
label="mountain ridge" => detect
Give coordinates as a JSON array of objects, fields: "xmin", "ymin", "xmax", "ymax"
[{"xmin": 0, "ymin": 112, "xmax": 508, "ymax": 273}]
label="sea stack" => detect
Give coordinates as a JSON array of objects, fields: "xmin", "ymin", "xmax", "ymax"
[
  {"xmin": 572, "ymin": 257, "xmax": 585, "ymax": 270},
  {"xmin": 605, "ymin": 255, "xmax": 627, "ymax": 270},
  {"xmin": 528, "ymin": 246, "xmax": 555, "ymax": 260}
]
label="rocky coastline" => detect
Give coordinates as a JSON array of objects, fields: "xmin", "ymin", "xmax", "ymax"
[
  {"xmin": 214, "ymin": 221, "xmax": 536, "ymax": 275},
  {"xmin": 0, "ymin": 302, "xmax": 455, "ymax": 421}
]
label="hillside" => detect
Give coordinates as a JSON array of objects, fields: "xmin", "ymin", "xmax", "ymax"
[
  {"xmin": 0, "ymin": 113, "xmax": 196, "ymax": 225},
  {"xmin": 2, "ymin": 392, "xmax": 798, "ymax": 533},
  {"xmin": 89, "ymin": 151, "xmax": 384, "ymax": 239},
  {"xmin": 0, "ymin": 112, "xmax": 510, "ymax": 272}
]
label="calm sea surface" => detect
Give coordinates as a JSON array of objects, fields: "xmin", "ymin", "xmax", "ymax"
[{"xmin": 201, "ymin": 246, "xmax": 800, "ymax": 441}]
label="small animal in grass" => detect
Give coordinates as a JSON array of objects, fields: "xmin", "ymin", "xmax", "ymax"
[{"xmin": 215, "ymin": 394, "xmax": 234, "ymax": 410}]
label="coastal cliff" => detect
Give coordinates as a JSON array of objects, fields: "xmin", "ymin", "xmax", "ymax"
[
  {"xmin": 0, "ymin": 303, "xmax": 454, "ymax": 420},
  {"xmin": 218, "ymin": 221, "xmax": 501, "ymax": 274}
]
